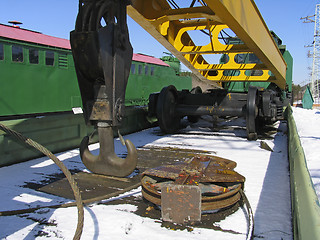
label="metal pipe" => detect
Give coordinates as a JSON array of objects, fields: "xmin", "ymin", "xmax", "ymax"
[{"xmin": 176, "ymin": 105, "xmax": 245, "ymax": 117}]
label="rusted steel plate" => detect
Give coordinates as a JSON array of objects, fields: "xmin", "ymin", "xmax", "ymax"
[
  {"xmin": 142, "ymin": 155, "xmax": 245, "ymax": 183},
  {"xmin": 161, "ymin": 184, "xmax": 201, "ymax": 224},
  {"xmin": 38, "ymin": 172, "xmax": 139, "ymax": 200}
]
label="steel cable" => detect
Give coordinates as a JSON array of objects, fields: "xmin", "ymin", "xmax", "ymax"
[
  {"xmin": 0, "ymin": 182, "xmax": 141, "ymax": 216},
  {"xmin": 240, "ymin": 189, "xmax": 254, "ymax": 240},
  {"xmin": 0, "ymin": 123, "xmax": 84, "ymax": 240}
]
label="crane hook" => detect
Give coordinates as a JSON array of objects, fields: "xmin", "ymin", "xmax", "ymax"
[{"xmin": 80, "ymin": 125, "xmax": 138, "ymax": 177}]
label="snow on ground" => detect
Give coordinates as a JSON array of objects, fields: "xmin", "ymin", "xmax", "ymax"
[
  {"xmin": 0, "ymin": 117, "xmax": 292, "ymax": 239},
  {"xmin": 292, "ymin": 107, "xmax": 320, "ymax": 200}
]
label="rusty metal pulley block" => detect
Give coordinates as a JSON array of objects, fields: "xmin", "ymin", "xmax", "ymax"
[{"xmin": 141, "ymin": 155, "xmax": 245, "ymax": 224}]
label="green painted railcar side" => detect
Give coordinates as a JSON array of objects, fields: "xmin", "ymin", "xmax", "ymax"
[
  {"xmin": 222, "ymin": 50, "xmax": 293, "ymax": 94},
  {"xmin": 283, "ymin": 50, "xmax": 293, "ymax": 92},
  {"xmin": 126, "ymin": 61, "xmax": 191, "ymax": 106},
  {"xmin": 0, "ymin": 106, "xmax": 154, "ymax": 167},
  {"xmin": 0, "ymin": 38, "xmax": 192, "ymax": 118},
  {"xmin": 0, "ymin": 40, "xmax": 81, "ymax": 117},
  {"xmin": 221, "ymin": 32, "xmax": 293, "ymax": 95}
]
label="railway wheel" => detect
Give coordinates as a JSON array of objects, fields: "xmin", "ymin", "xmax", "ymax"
[
  {"xmin": 246, "ymin": 86, "xmax": 259, "ymax": 140},
  {"xmin": 156, "ymin": 85, "xmax": 180, "ymax": 133}
]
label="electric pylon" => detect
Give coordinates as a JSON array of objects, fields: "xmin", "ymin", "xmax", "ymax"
[{"xmin": 302, "ymin": 4, "xmax": 320, "ymax": 102}]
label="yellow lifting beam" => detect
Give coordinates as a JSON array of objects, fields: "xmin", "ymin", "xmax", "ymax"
[{"xmin": 128, "ymin": 0, "xmax": 287, "ymax": 90}]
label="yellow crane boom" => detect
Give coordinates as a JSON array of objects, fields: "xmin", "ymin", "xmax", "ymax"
[{"xmin": 128, "ymin": 0, "xmax": 287, "ymax": 89}]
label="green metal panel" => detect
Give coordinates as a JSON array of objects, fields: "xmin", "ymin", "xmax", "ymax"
[
  {"xmin": 221, "ymin": 34, "xmax": 293, "ymax": 95},
  {"xmin": 0, "ymin": 106, "xmax": 153, "ymax": 167},
  {"xmin": 302, "ymin": 86, "xmax": 314, "ymax": 109},
  {"xmin": 0, "ymin": 114, "xmax": 87, "ymax": 166},
  {"xmin": 286, "ymin": 106, "xmax": 320, "ymax": 240},
  {"xmin": 283, "ymin": 50, "xmax": 293, "ymax": 92}
]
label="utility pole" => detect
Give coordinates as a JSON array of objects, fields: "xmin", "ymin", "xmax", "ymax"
[{"xmin": 301, "ymin": 4, "xmax": 320, "ymax": 103}]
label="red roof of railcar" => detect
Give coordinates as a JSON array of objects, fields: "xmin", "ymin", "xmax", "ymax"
[
  {"xmin": 0, "ymin": 23, "xmax": 71, "ymax": 49},
  {"xmin": 133, "ymin": 53, "xmax": 169, "ymax": 67},
  {"xmin": 0, "ymin": 23, "xmax": 169, "ymax": 67}
]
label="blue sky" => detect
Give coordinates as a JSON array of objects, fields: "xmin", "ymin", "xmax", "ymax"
[{"xmin": 0, "ymin": 0, "xmax": 318, "ymax": 85}]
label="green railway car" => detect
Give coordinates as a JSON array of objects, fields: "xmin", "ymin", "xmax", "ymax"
[
  {"xmin": 0, "ymin": 23, "xmax": 191, "ymax": 166},
  {"xmin": 0, "ymin": 23, "xmax": 191, "ymax": 120},
  {"xmin": 221, "ymin": 31, "xmax": 293, "ymax": 96}
]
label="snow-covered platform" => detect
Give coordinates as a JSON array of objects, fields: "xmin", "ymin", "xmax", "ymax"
[{"xmin": 0, "ymin": 117, "xmax": 292, "ymax": 239}]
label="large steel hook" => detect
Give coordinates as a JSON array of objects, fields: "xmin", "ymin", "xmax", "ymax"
[
  {"xmin": 80, "ymin": 126, "xmax": 137, "ymax": 177},
  {"xmin": 71, "ymin": 0, "xmax": 138, "ymax": 177}
]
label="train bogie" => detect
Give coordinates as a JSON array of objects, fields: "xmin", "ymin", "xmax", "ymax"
[{"xmin": 149, "ymin": 85, "xmax": 289, "ymax": 140}]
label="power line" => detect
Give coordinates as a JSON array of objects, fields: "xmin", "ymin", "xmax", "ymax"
[{"xmin": 301, "ymin": 14, "xmax": 316, "ymax": 23}]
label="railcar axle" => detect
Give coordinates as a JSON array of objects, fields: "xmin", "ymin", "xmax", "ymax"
[{"xmin": 149, "ymin": 85, "xmax": 285, "ymax": 140}]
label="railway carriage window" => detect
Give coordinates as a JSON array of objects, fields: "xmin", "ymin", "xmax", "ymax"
[
  {"xmin": 0, "ymin": 43, "xmax": 3, "ymax": 60},
  {"xmin": 145, "ymin": 65, "xmax": 149, "ymax": 75},
  {"xmin": 138, "ymin": 65, "xmax": 143, "ymax": 74},
  {"xmin": 150, "ymin": 66, "xmax": 155, "ymax": 76},
  {"xmin": 12, "ymin": 45, "xmax": 23, "ymax": 62},
  {"xmin": 131, "ymin": 63, "xmax": 136, "ymax": 74},
  {"xmin": 29, "ymin": 48, "xmax": 39, "ymax": 64},
  {"xmin": 45, "ymin": 51, "xmax": 54, "ymax": 66}
]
